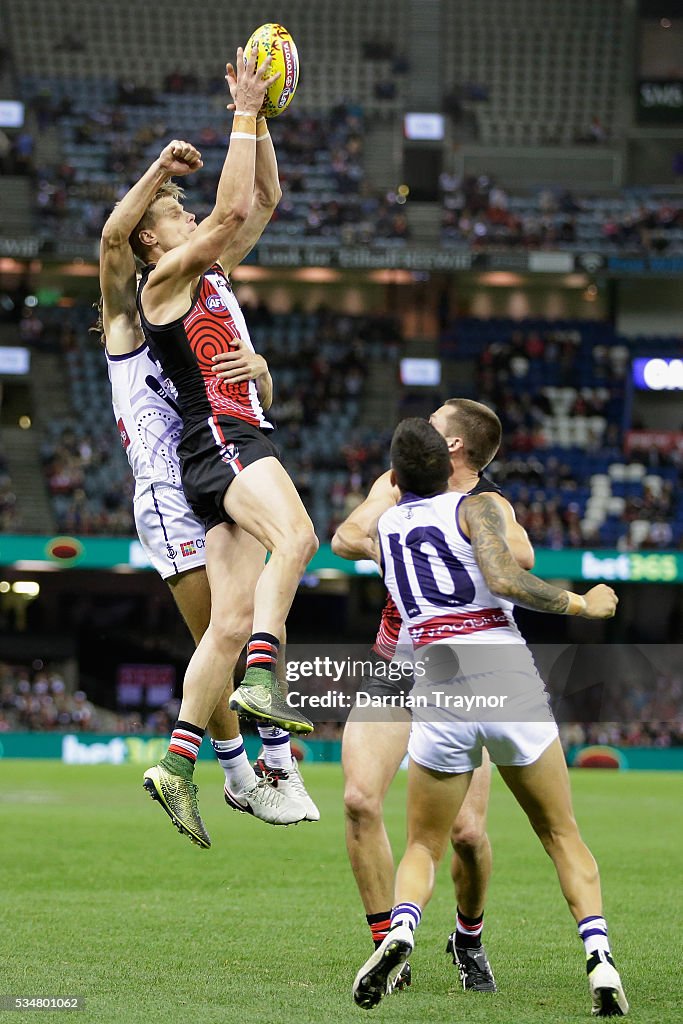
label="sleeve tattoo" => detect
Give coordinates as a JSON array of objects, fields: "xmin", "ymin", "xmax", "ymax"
[{"xmin": 463, "ymin": 493, "xmax": 570, "ymax": 615}]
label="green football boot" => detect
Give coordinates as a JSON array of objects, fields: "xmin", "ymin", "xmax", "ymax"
[
  {"xmin": 143, "ymin": 764, "xmax": 211, "ymax": 849},
  {"xmin": 229, "ymin": 668, "xmax": 314, "ymax": 734}
]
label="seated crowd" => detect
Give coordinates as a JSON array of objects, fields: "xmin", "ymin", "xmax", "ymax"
[
  {"xmin": 2, "ymin": 658, "xmax": 681, "ymax": 748},
  {"xmin": 0, "ymin": 449, "xmax": 18, "ymax": 531},
  {"xmin": 440, "ymin": 173, "xmax": 683, "ymax": 254},
  {"xmin": 4, "ymin": 78, "xmax": 680, "ymax": 254},
  {"xmin": 40, "ymin": 301, "xmax": 401, "ymax": 539},
  {"xmin": 0, "ymin": 661, "xmax": 96, "ymax": 731},
  {"xmin": 442, "ymin": 318, "xmax": 683, "ymax": 549},
  {"xmin": 15, "ymin": 87, "xmax": 410, "ymax": 247}
]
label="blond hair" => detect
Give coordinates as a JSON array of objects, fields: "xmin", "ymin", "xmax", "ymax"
[{"xmin": 129, "ymin": 180, "xmax": 185, "ymax": 262}]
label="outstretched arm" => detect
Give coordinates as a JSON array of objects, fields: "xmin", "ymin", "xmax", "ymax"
[
  {"xmin": 99, "ymin": 140, "xmax": 203, "ymax": 336},
  {"xmin": 146, "ymin": 44, "xmax": 279, "ymax": 297},
  {"xmin": 101, "ymin": 140, "xmax": 203, "ymax": 250},
  {"xmin": 460, "ymin": 492, "xmax": 618, "ymax": 619},
  {"xmin": 218, "ymin": 61, "xmax": 283, "ymax": 273},
  {"xmin": 331, "ymin": 471, "xmax": 399, "ymax": 561}
]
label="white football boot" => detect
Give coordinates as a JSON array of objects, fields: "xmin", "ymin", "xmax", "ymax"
[
  {"xmin": 223, "ymin": 776, "xmax": 307, "ymax": 826},
  {"xmin": 353, "ymin": 925, "xmax": 415, "ymax": 1009},
  {"xmin": 587, "ymin": 952, "xmax": 629, "ymax": 1017},
  {"xmin": 255, "ymin": 752, "xmax": 320, "ymax": 821}
]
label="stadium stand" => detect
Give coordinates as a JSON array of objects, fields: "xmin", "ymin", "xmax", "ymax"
[
  {"xmin": 3, "ymin": 654, "xmax": 681, "ymax": 747},
  {"xmin": 2, "ymin": 0, "xmax": 678, "ymax": 252},
  {"xmin": 0, "ymin": 661, "xmax": 97, "ymax": 731},
  {"xmin": 30, "ymin": 102, "xmax": 408, "ymax": 247},
  {"xmin": 440, "ymin": 175, "xmax": 683, "ymax": 253},
  {"xmin": 442, "ymin": 0, "xmax": 625, "ymax": 147},
  {"xmin": 25, "ymin": 301, "xmax": 682, "ymax": 552},
  {"xmin": 0, "ymin": 448, "xmax": 19, "ymax": 530},
  {"xmin": 441, "ymin": 318, "xmax": 683, "ymax": 549},
  {"xmin": 39, "ymin": 303, "xmax": 401, "ymax": 540},
  {"xmin": 6, "ymin": 0, "xmax": 409, "ymax": 115}
]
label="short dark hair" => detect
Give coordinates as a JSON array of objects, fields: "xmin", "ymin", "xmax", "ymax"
[
  {"xmin": 390, "ymin": 418, "xmax": 451, "ymax": 497},
  {"xmin": 443, "ymin": 398, "xmax": 502, "ymax": 471}
]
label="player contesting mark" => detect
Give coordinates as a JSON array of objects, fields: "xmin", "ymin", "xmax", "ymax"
[
  {"xmin": 352, "ymin": 419, "xmax": 628, "ymax": 1018},
  {"xmin": 333, "ymin": 399, "xmax": 536, "ymax": 993},
  {"xmin": 98, "ymin": 139, "xmax": 315, "ymax": 840},
  {"xmin": 132, "ymin": 43, "xmax": 319, "ymax": 846},
  {"xmin": 462, "ymin": 493, "xmax": 615, "ymax": 617}
]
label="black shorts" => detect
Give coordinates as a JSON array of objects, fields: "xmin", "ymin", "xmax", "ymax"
[
  {"xmin": 179, "ymin": 415, "xmax": 280, "ymax": 532},
  {"xmin": 358, "ymin": 650, "xmax": 415, "ymax": 703}
]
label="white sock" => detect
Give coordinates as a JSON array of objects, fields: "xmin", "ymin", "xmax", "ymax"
[
  {"xmin": 211, "ymin": 736, "xmax": 256, "ymax": 795},
  {"xmin": 257, "ymin": 725, "xmax": 292, "ymax": 769},
  {"xmin": 578, "ymin": 916, "xmax": 611, "ymax": 958}
]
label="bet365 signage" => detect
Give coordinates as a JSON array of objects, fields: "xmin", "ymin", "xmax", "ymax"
[{"xmin": 581, "ymin": 551, "xmax": 679, "ymax": 583}]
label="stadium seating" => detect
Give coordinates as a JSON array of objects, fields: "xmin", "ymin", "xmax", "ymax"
[
  {"xmin": 23, "ymin": 95, "xmax": 409, "ymax": 247},
  {"xmin": 441, "ymin": 317, "xmax": 683, "ymax": 549},
  {"xmin": 40, "ymin": 303, "xmax": 401, "ymax": 540},
  {"xmin": 37, "ymin": 305, "xmax": 683, "ymax": 551},
  {"xmin": 0, "ymin": 449, "xmax": 18, "ymax": 531},
  {"xmin": 0, "ymin": 660, "xmax": 100, "ymax": 730},
  {"xmin": 7, "ymin": 0, "xmax": 409, "ymax": 115},
  {"xmin": 440, "ymin": 177, "xmax": 683, "ymax": 253},
  {"xmin": 4, "ymin": 652, "xmax": 681, "ymax": 746},
  {"xmin": 443, "ymin": 0, "xmax": 626, "ymax": 146}
]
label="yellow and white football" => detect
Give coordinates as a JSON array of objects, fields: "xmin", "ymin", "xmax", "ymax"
[{"xmin": 244, "ymin": 23, "xmax": 299, "ymax": 118}]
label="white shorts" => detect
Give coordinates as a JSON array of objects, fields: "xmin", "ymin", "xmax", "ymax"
[
  {"xmin": 408, "ymin": 642, "xmax": 559, "ymax": 774},
  {"xmin": 408, "ymin": 718, "xmax": 559, "ymax": 774},
  {"xmin": 134, "ymin": 484, "xmax": 207, "ymax": 580}
]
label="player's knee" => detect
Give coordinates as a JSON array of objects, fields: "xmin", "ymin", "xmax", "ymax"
[
  {"xmin": 410, "ymin": 835, "xmax": 447, "ymax": 865},
  {"xmin": 451, "ymin": 816, "xmax": 487, "ymax": 852},
  {"xmin": 292, "ymin": 521, "xmax": 319, "ymax": 564},
  {"xmin": 209, "ymin": 615, "xmax": 251, "ymax": 654},
  {"xmin": 534, "ymin": 818, "xmax": 581, "ymax": 855},
  {"xmin": 268, "ymin": 516, "xmax": 318, "ymax": 569},
  {"xmin": 344, "ymin": 782, "xmax": 383, "ymax": 825}
]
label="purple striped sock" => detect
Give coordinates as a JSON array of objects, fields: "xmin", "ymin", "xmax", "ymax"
[
  {"xmin": 391, "ymin": 902, "xmax": 422, "ymax": 932},
  {"xmin": 257, "ymin": 725, "xmax": 291, "ymax": 769},
  {"xmin": 578, "ymin": 916, "xmax": 610, "ymax": 957}
]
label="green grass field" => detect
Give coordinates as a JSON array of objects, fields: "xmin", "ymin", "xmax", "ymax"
[{"xmin": 0, "ymin": 761, "xmax": 680, "ymax": 1024}]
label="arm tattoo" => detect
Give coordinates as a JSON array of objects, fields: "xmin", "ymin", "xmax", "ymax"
[{"xmin": 463, "ymin": 493, "xmax": 570, "ymax": 615}]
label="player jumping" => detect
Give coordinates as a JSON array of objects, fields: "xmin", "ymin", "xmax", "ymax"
[
  {"xmin": 126, "ymin": 46, "xmax": 321, "ymax": 846},
  {"xmin": 98, "ymin": 140, "xmax": 318, "ymax": 844}
]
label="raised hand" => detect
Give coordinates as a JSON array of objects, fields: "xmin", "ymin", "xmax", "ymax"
[
  {"xmin": 158, "ymin": 140, "xmax": 203, "ymax": 176},
  {"xmin": 231, "ymin": 41, "xmax": 280, "ymax": 116}
]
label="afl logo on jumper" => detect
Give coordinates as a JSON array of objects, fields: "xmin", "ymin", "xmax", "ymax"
[{"xmin": 206, "ymin": 293, "xmax": 228, "ymax": 313}]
